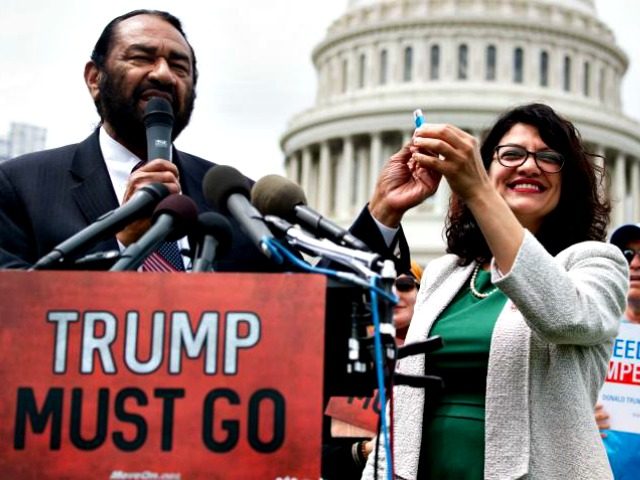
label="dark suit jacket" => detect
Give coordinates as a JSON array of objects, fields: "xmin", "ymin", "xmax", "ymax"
[
  {"xmin": 0, "ymin": 130, "xmax": 274, "ymax": 271},
  {"xmin": 0, "ymin": 130, "xmax": 407, "ymax": 273}
]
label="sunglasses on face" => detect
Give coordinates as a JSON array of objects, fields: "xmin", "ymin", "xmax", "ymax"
[
  {"xmin": 394, "ymin": 276, "xmax": 419, "ymax": 292},
  {"xmin": 623, "ymin": 248, "xmax": 640, "ymax": 264}
]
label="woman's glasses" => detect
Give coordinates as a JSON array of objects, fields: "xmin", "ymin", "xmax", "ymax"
[
  {"xmin": 623, "ymin": 248, "xmax": 640, "ymax": 264},
  {"xmin": 494, "ymin": 144, "xmax": 564, "ymax": 173},
  {"xmin": 394, "ymin": 276, "xmax": 419, "ymax": 292}
]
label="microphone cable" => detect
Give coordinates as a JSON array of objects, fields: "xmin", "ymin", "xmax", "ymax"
[
  {"xmin": 263, "ymin": 237, "xmax": 396, "ymax": 301},
  {"xmin": 263, "ymin": 236, "xmax": 397, "ymax": 478},
  {"xmin": 370, "ymin": 275, "xmax": 395, "ymax": 480}
]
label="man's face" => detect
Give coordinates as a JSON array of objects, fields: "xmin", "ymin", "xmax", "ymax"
[
  {"xmin": 95, "ymin": 14, "xmax": 196, "ymax": 152},
  {"xmin": 624, "ymin": 239, "xmax": 640, "ymax": 307}
]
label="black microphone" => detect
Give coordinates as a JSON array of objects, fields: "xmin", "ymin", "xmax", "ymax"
[
  {"xmin": 110, "ymin": 194, "xmax": 198, "ymax": 271},
  {"xmin": 202, "ymin": 165, "xmax": 275, "ymax": 260},
  {"xmin": 191, "ymin": 212, "xmax": 233, "ymax": 272},
  {"xmin": 144, "ymin": 97, "xmax": 174, "ymax": 161},
  {"xmin": 251, "ymin": 174, "xmax": 370, "ymax": 251},
  {"xmin": 31, "ymin": 183, "xmax": 170, "ymax": 270}
]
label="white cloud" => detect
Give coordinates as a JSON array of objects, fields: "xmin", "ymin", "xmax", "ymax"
[{"xmin": 0, "ymin": 0, "xmax": 637, "ymax": 179}]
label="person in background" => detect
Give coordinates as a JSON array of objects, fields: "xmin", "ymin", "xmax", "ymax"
[
  {"xmin": 393, "ymin": 260, "xmax": 423, "ymax": 343},
  {"xmin": 595, "ymin": 223, "xmax": 640, "ymax": 479},
  {"xmin": 608, "ymin": 224, "xmax": 640, "ymax": 325},
  {"xmin": 361, "ymin": 103, "xmax": 628, "ymax": 479}
]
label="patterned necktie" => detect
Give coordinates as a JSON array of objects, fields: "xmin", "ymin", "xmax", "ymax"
[{"xmin": 130, "ymin": 160, "xmax": 185, "ymax": 272}]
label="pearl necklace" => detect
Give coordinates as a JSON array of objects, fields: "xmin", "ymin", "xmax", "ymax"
[{"xmin": 469, "ymin": 264, "xmax": 498, "ymax": 299}]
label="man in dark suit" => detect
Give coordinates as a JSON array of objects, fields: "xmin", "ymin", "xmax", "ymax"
[
  {"xmin": 0, "ymin": 9, "xmax": 412, "ymax": 272},
  {"xmin": 0, "ymin": 10, "xmax": 273, "ymax": 271}
]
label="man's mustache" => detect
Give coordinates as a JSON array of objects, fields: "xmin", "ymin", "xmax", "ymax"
[{"xmin": 134, "ymin": 82, "xmax": 177, "ymax": 107}]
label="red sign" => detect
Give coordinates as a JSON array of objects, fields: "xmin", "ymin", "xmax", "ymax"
[
  {"xmin": 325, "ymin": 394, "xmax": 380, "ymax": 436},
  {"xmin": 0, "ymin": 271, "xmax": 326, "ymax": 479}
]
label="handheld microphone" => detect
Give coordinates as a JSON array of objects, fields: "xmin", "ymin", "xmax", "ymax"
[
  {"xmin": 31, "ymin": 183, "xmax": 170, "ymax": 270},
  {"xmin": 202, "ymin": 165, "xmax": 275, "ymax": 260},
  {"xmin": 251, "ymin": 174, "xmax": 370, "ymax": 251},
  {"xmin": 110, "ymin": 194, "xmax": 198, "ymax": 271},
  {"xmin": 144, "ymin": 97, "xmax": 174, "ymax": 161},
  {"xmin": 191, "ymin": 212, "xmax": 233, "ymax": 272}
]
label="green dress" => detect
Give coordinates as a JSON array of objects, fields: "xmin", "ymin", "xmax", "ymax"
[{"xmin": 420, "ymin": 268, "xmax": 507, "ymax": 479}]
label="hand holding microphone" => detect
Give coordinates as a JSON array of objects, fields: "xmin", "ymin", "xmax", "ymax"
[
  {"xmin": 118, "ymin": 97, "xmax": 181, "ymax": 246},
  {"xmin": 110, "ymin": 194, "xmax": 198, "ymax": 271}
]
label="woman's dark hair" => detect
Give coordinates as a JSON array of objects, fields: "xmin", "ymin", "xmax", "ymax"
[
  {"xmin": 90, "ymin": 10, "xmax": 198, "ymax": 85},
  {"xmin": 445, "ymin": 103, "xmax": 610, "ymax": 264}
]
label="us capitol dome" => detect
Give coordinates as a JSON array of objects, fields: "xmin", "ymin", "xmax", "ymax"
[{"xmin": 280, "ymin": 0, "xmax": 640, "ymax": 262}]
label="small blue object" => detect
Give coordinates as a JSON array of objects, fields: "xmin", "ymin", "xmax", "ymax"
[{"xmin": 413, "ymin": 108, "xmax": 425, "ymax": 128}]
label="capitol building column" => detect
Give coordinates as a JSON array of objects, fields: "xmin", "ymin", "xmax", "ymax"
[
  {"xmin": 336, "ymin": 136, "xmax": 355, "ymax": 219},
  {"xmin": 300, "ymin": 147, "xmax": 313, "ymax": 206},
  {"xmin": 355, "ymin": 143, "xmax": 369, "ymax": 209},
  {"xmin": 369, "ymin": 132, "xmax": 382, "ymax": 197},
  {"xmin": 631, "ymin": 159, "xmax": 640, "ymax": 221},
  {"xmin": 318, "ymin": 141, "xmax": 331, "ymax": 215},
  {"xmin": 612, "ymin": 151, "xmax": 627, "ymax": 226},
  {"xmin": 286, "ymin": 152, "xmax": 301, "ymax": 186},
  {"xmin": 594, "ymin": 145, "xmax": 605, "ymax": 169}
]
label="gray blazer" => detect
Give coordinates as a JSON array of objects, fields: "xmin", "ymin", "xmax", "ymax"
[{"xmin": 362, "ymin": 231, "xmax": 628, "ymax": 480}]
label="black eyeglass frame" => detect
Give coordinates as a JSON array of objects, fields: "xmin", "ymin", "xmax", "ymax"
[
  {"xmin": 494, "ymin": 144, "xmax": 565, "ymax": 173},
  {"xmin": 622, "ymin": 248, "xmax": 640, "ymax": 264}
]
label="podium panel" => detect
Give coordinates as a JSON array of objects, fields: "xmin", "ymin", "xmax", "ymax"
[{"xmin": 0, "ymin": 271, "xmax": 326, "ymax": 480}]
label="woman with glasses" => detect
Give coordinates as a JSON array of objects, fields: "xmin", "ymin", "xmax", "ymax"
[{"xmin": 362, "ymin": 103, "xmax": 628, "ymax": 479}]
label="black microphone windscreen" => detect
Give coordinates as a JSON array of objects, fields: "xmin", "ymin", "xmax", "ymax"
[
  {"xmin": 202, "ymin": 165, "xmax": 252, "ymax": 212},
  {"xmin": 251, "ymin": 175, "xmax": 307, "ymax": 220},
  {"xmin": 152, "ymin": 194, "xmax": 198, "ymax": 241},
  {"xmin": 197, "ymin": 212, "xmax": 233, "ymax": 255},
  {"xmin": 143, "ymin": 97, "xmax": 174, "ymax": 127},
  {"xmin": 140, "ymin": 182, "xmax": 171, "ymax": 201}
]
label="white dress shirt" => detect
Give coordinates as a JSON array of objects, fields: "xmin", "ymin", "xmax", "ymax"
[{"xmin": 98, "ymin": 127, "xmax": 191, "ymax": 268}]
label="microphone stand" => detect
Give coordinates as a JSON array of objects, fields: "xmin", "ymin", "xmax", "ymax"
[
  {"xmin": 265, "ymin": 214, "xmax": 398, "ymax": 376},
  {"xmin": 264, "ymin": 215, "xmax": 381, "ymax": 277},
  {"xmin": 265, "ymin": 214, "xmax": 445, "ymax": 478},
  {"xmin": 265, "ymin": 214, "xmax": 406, "ymax": 476}
]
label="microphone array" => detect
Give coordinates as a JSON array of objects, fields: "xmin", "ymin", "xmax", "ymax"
[
  {"xmin": 31, "ymin": 95, "xmax": 377, "ymax": 275},
  {"xmin": 32, "ymin": 165, "xmax": 376, "ymax": 275}
]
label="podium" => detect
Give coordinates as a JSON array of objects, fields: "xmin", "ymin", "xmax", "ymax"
[{"xmin": 0, "ymin": 271, "xmax": 331, "ymax": 479}]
